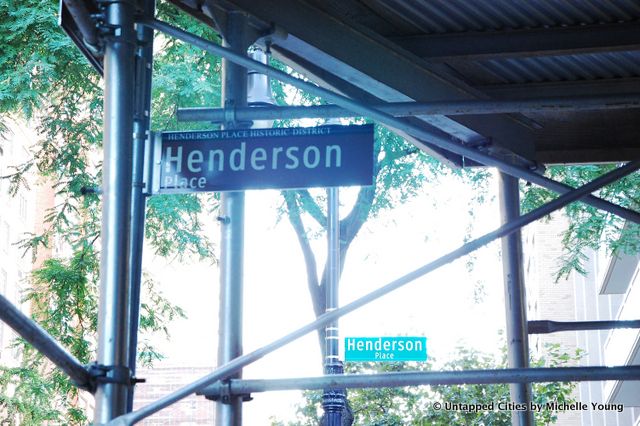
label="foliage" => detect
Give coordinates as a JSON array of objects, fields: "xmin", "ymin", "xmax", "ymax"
[
  {"xmin": 0, "ymin": 0, "xmax": 220, "ymax": 423},
  {"xmin": 0, "ymin": 250, "xmax": 185, "ymax": 425},
  {"xmin": 521, "ymin": 164, "xmax": 640, "ymax": 280},
  {"xmin": 137, "ymin": 274, "xmax": 188, "ymax": 367},
  {"xmin": 273, "ymin": 343, "xmax": 582, "ymax": 426},
  {"xmin": 0, "ymin": 251, "xmax": 96, "ymax": 425}
]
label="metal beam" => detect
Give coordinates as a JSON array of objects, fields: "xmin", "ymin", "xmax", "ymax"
[
  {"xmin": 62, "ymin": 0, "xmax": 100, "ymax": 48},
  {"xmin": 0, "ymin": 294, "xmax": 92, "ymax": 392},
  {"xmin": 529, "ymin": 320, "xmax": 640, "ymax": 334},
  {"xmin": 141, "ymin": 17, "xmax": 640, "ymax": 226},
  {"xmin": 177, "ymin": 93, "xmax": 640, "ymax": 122},
  {"xmin": 59, "ymin": 0, "xmax": 103, "ymax": 74},
  {"xmin": 537, "ymin": 148, "xmax": 640, "ymax": 166},
  {"xmin": 222, "ymin": 0, "xmax": 538, "ymax": 162},
  {"xmin": 479, "ymin": 78, "xmax": 640, "ymax": 100},
  {"xmin": 199, "ymin": 365, "xmax": 640, "ymax": 395},
  {"xmin": 107, "ymin": 161, "xmax": 640, "ymax": 425},
  {"xmin": 393, "ymin": 22, "xmax": 640, "ymax": 61},
  {"xmin": 268, "ymin": 46, "xmax": 468, "ymax": 168},
  {"xmin": 126, "ymin": 0, "xmax": 155, "ymax": 413},
  {"xmin": 95, "ymin": 0, "xmax": 136, "ymax": 422}
]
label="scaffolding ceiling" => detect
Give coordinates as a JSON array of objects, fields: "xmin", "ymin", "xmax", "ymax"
[{"xmin": 158, "ymin": 0, "xmax": 640, "ymax": 166}]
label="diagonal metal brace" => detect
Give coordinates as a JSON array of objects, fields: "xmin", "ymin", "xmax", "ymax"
[
  {"xmin": 86, "ymin": 363, "xmax": 145, "ymax": 394},
  {"xmin": 0, "ymin": 293, "xmax": 93, "ymax": 392}
]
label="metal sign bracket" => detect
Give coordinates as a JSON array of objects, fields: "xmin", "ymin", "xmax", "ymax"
[{"xmin": 223, "ymin": 99, "xmax": 253, "ymax": 128}]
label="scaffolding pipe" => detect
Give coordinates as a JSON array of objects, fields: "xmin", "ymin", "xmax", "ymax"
[
  {"xmin": 322, "ymin": 186, "xmax": 345, "ymax": 424},
  {"xmin": 199, "ymin": 365, "xmax": 640, "ymax": 395},
  {"xmin": 126, "ymin": 0, "xmax": 155, "ymax": 413},
  {"xmin": 499, "ymin": 173, "xmax": 533, "ymax": 426},
  {"xmin": 177, "ymin": 93, "xmax": 640, "ymax": 122},
  {"xmin": 95, "ymin": 0, "xmax": 136, "ymax": 422},
  {"xmin": 0, "ymin": 294, "xmax": 92, "ymax": 391},
  {"xmin": 529, "ymin": 319, "xmax": 640, "ymax": 334},
  {"xmin": 141, "ymin": 17, "xmax": 640, "ymax": 226},
  {"xmin": 216, "ymin": 12, "xmax": 251, "ymax": 425},
  {"xmin": 107, "ymin": 161, "xmax": 640, "ymax": 426}
]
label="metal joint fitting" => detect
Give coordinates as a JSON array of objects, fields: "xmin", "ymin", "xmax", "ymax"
[
  {"xmin": 206, "ymin": 381, "xmax": 230, "ymax": 402},
  {"xmin": 87, "ymin": 362, "xmax": 145, "ymax": 393},
  {"xmin": 217, "ymin": 216, "xmax": 231, "ymax": 224},
  {"xmin": 95, "ymin": 0, "xmax": 136, "ymax": 44},
  {"xmin": 224, "ymin": 100, "xmax": 237, "ymax": 127}
]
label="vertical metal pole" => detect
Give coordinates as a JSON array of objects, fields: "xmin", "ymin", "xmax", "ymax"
[
  {"xmin": 499, "ymin": 173, "xmax": 534, "ymax": 426},
  {"xmin": 322, "ymin": 187, "xmax": 346, "ymax": 425},
  {"xmin": 94, "ymin": 0, "xmax": 136, "ymax": 423},
  {"xmin": 216, "ymin": 11, "xmax": 250, "ymax": 426},
  {"xmin": 126, "ymin": 0, "xmax": 155, "ymax": 413},
  {"xmin": 326, "ymin": 188, "xmax": 340, "ymax": 366}
]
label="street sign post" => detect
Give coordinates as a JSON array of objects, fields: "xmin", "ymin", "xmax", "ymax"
[{"xmin": 151, "ymin": 124, "xmax": 374, "ymax": 193}]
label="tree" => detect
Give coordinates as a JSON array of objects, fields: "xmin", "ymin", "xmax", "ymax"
[
  {"xmin": 275, "ymin": 114, "xmax": 490, "ymax": 360},
  {"xmin": 0, "ymin": 1, "xmax": 222, "ymax": 423},
  {"xmin": 521, "ymin": 164, "xmax": 640, "ymax": 281},
  {"xmin": 271, "ymin": 343, "xmax": 583, "ymax": 426}
]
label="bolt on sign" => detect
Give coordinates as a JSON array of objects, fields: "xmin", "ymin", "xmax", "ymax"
[{"xmin": 150, "ymin": 124, "xmax": 374, "ymax": 194}]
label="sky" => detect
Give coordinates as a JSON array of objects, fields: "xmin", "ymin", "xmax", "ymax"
[{"xmin": 143, "ymin": 168, "xmax": 510, "ymax": 423}]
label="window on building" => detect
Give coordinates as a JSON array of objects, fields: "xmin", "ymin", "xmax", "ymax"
[
  {"xmin": 19, "ymin": 194, "xmax": 27, "ymax": 222},
  {"xmin": 0, "ymin": 269, "xmax": 7, "ymax": 353},
  {"xmin": 1, "ymin": 222, "xmax": 9, "ymax": 253},
  {"xmin": 16, "ymin": 270, "xmax": 23, "ymax": 303},
  {"xmin": 4, "ymin": 140, "xmax": 12, "ymax": 157}
]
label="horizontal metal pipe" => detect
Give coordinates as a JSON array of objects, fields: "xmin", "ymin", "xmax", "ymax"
[
  {"xmin": 177, "ymin": 94, "xmax": 640, "ymax": 122},
  {"xmin": 529, "ymin": 319, "xmax": 640, "ymax": 334},
  {"xmin": 108, "ymin": 161, "xmax": 640, "ymax": 425},
  {"xmin": 0, "ymin": 293, "xmax": 93, "ymax": 391},
  {"xmin": 199, "ymin": 365, "xmax": 640, "ymax": 395},
  {"xmin": 142, "ymin": 17, "xmax": 640, "ymax": 225}
]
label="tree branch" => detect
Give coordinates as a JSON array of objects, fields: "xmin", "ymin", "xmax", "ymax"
[
  {"xmin": 284, "ymin": 192, "xmax": 328, "ymax": 360},
  {"xmin": 336, "ymin": 134, "xmax": 384, "ymax": 272},
  {"xmin": 297, "ymin": 189, "xmax": 327, "ymax": 228},
  {"xmin": 283, "ymin": 192, "xmax": 324, "ymax": 319},
  {"xmin": 338, "ymin": 186, "xmax": 376, "ymax": 274}
]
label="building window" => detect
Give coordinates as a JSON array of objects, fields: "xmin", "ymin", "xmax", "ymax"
[
  {"xmin": 19, "ymin": 194, "xmax": 27, "ymax": 222},
  {"xmin": 0, "ymin": 269, "xmax": 7, "ymax": 353},
  {"xmin": 1, "ymin": 222, "xmax": 9, "ymax": 252},
  {"xmin": 16, "ymin": 270, "xmax": 23, "ymax": 301}
]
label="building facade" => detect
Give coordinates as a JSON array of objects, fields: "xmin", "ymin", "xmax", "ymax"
[
  {"xmin": 133, "ymin": 366, "xmax": 215, "ymax": 425},
  {"xmin": 525, "ymin": 214, "xmax": 640, "ymax": 425},
  {"xmin": 0, "ymin": 120, "xmax": 39, "ymax": 367}
]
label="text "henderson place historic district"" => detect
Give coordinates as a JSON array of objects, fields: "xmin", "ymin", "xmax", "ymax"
[{"xmin": 156, "ymin": 124, "xmax": 374, "ymax": 193}]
